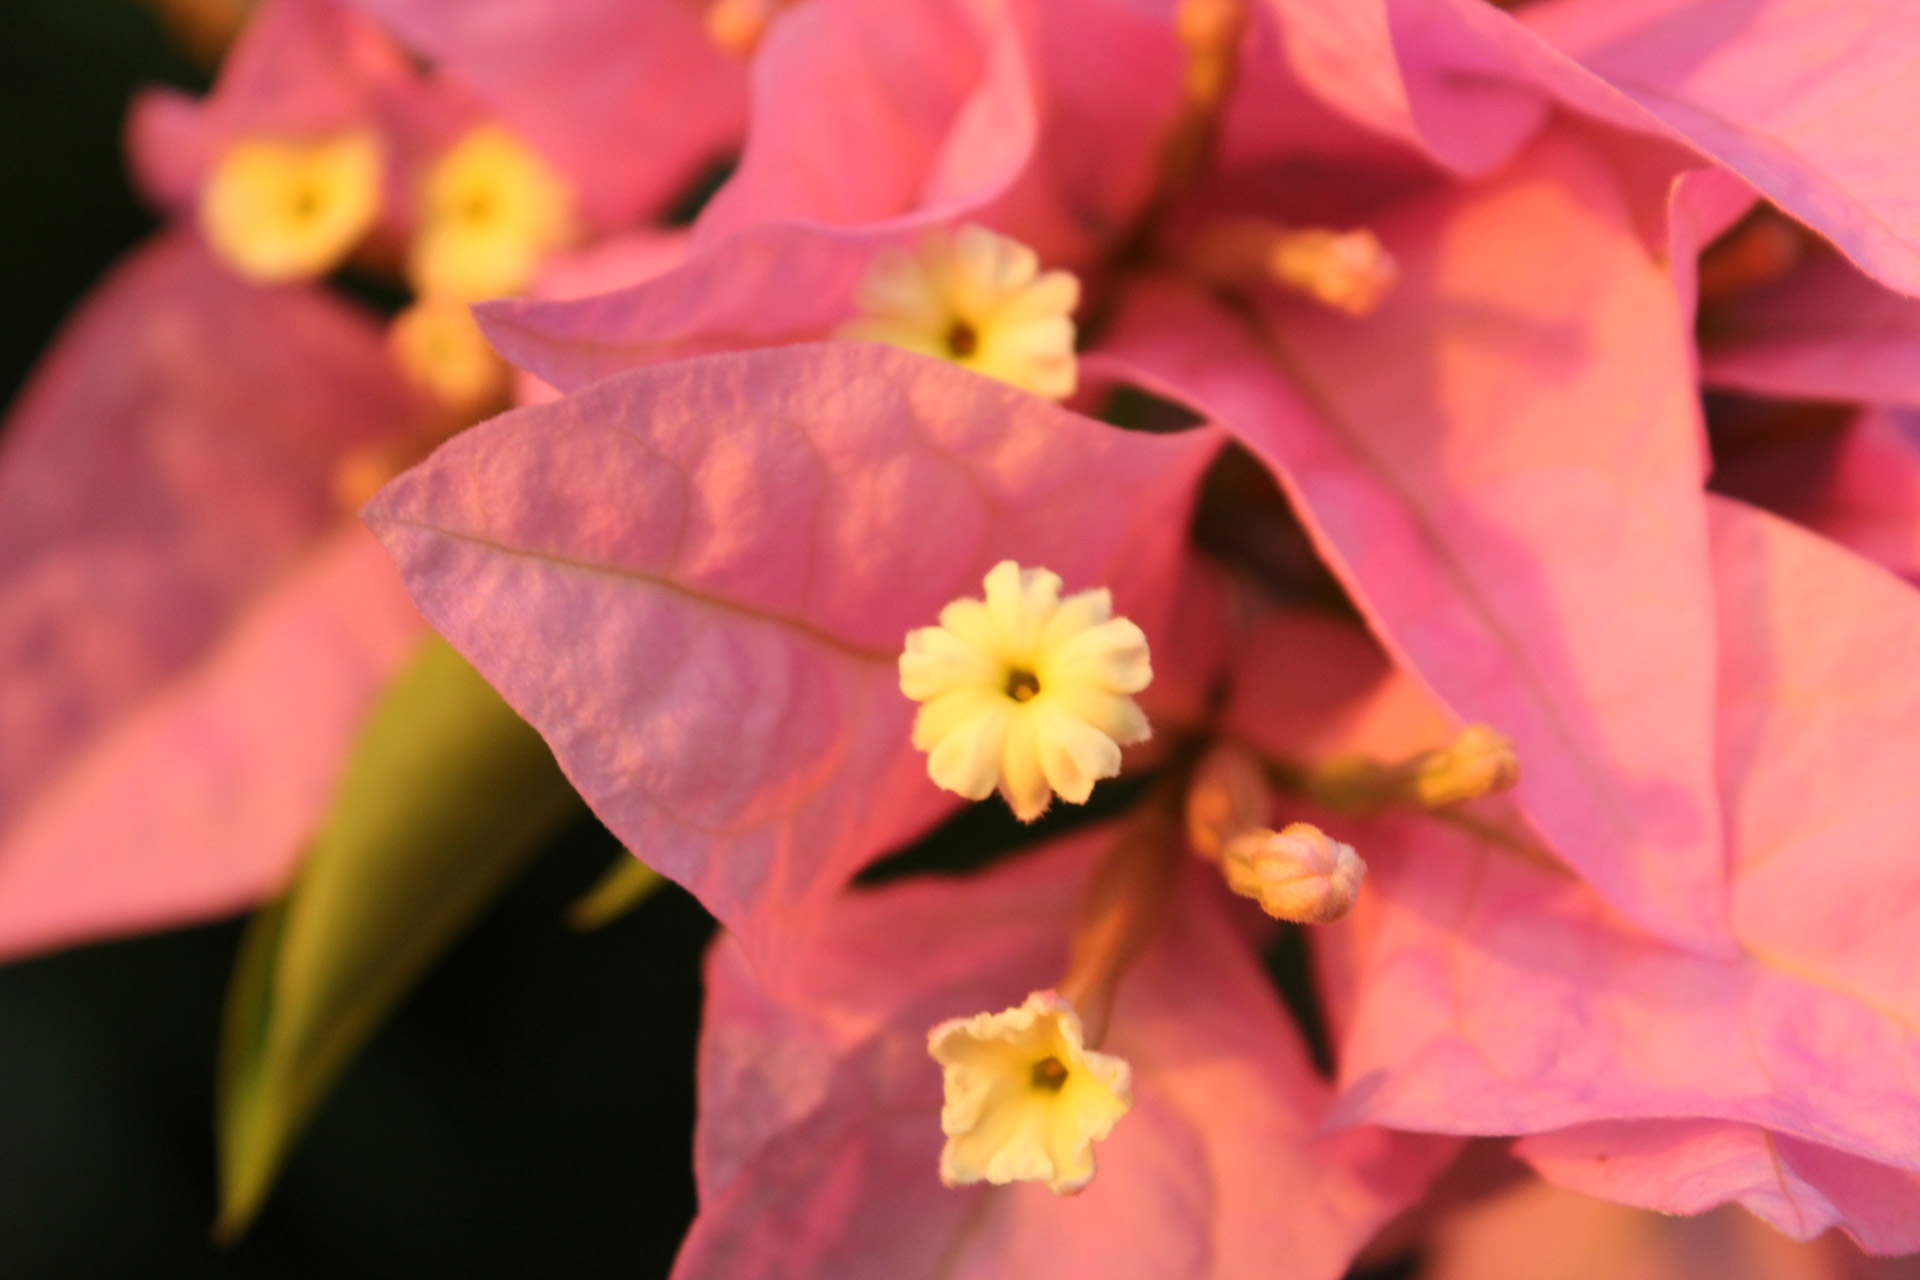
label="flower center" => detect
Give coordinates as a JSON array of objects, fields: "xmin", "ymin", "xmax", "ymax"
[
  {"xmin": 1005, "ymin": 668, "xmax": 1041, "ymax": 702},
  {"xmin": 1030, "ymin": 1055, "xmax": 1070, "ymax": 1092},
  {"xmin": 945, "ymin": 319, "xmax": 980, "ymax": 359}
]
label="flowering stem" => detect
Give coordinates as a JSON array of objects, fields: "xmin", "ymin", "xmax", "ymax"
[
  {"xmin": 1082, "ymin": 0, "xmax": 1248, "ymax": 333},
  {"xmin": 1057, "ymin": 737, "xmax": 1205, "ymax": 1047}
]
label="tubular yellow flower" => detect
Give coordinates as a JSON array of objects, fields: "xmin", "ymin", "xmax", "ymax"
[
  {"xmin": 198, "ymin": 132, "xmax": 381, "ymax": 283},
  {"xmin": 837, "ymin": 224, "xmax": 1080, "ymax": 400},
  {"xmin": 900, "ymin": 561, "xmax": 1151, "ymax": 822},
  {"xmin": 387, "ymin": 298, "xmax": 507, "ymax": 409},
  {"xmin": 408, "ymin": 126, "xmax": 575, "ymax": 302},
  {"xmin": 928, "ymin": 990, "xmax": 1131, "ymax": 1195}
]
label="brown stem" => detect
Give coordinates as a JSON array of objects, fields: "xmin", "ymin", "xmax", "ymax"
[{"xmin": 1056, "ymin": 741, "xmax": 1203, "ymax": 1046}]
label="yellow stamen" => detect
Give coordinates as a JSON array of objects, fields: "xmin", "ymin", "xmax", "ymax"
[
  {"xmin": 705, "ymin": 0, "xmax": 788, "ymax": 56},
  {"xmin": 198, "ymin": 132, "xmax": 381, "ymax": 283}
]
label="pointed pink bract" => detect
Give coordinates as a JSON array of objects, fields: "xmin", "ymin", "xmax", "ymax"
[
  {"xmin": 1100, "ymin": 129, "xmax": 1727, "ymax": 951},
  {"xmin": 0, "ymin": 233, "xmax": 428, "ymax": 956},
  {"xmin": 679, "ymin": 829, "xmax": 1455, "ymax": 1280},
  {"xmin": 365, "ymin": 343, "xmax": 1217, "ymax": 974}
]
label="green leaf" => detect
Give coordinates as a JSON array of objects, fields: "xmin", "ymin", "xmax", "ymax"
[
  {"xmin": 566, "ymin": 853, "xmax": 665, "ymax": 931},
  {"xmin": 214, "ymin": 635, "xmax": 581, "ymax": 1242}
]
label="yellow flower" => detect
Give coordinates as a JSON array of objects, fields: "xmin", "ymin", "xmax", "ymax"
[
  {"xmin": 408, "ymin": 126, "xmax": 574, "ymax": 301},
  {"xmin": 387, "ymin": 299, "xmax": 507, "ymax": 409},
  {"xmin": 901, "ymin": 562, "xmax": 1151, "ymax": 822},
  {"xmin": 928, "ymin": 991, "xmax": 1131, "ymax": 1195},
  {"xmin": 198, "ymin": 133, "xmax": 381, "ymax": 283},
  {"xmin": 837, "ymin": 224, "xmax": 1080, "ymax": 399}
]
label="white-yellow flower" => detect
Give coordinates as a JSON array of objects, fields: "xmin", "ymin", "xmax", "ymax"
[
  {"xmin": 837, "ymin": 224, "xmax": 1080, "ymax": 400},
  {"xmin": 198, "ymin": 132, "xmax": 381, "ymax": 283},
  {"xmin": 408, "ymin": 125, "xmax": 574, "ymax": 302},
  {"xmin": 928, "ymin": 990, "xmax": 1131, "ymax": 1195},
  {"xmin": 900, "ymin": 562, "xmax": 1151, "ymax": 822}
]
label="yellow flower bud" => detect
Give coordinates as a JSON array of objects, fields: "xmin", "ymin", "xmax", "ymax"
[
  {"xmin": 387, "ymin": 298, "xmax": 507, "ymax": 410},
  {"xmin": 1409, "ymin": 724, "xmax": 1520, "ymax": 809},
  {"xmin": 1221, "ymin": 822, "xmax": 1365, "ymax": 924},
  {"xmin": 1185, "ymin": 217, "xmax": 1398, "ymax": 316}
]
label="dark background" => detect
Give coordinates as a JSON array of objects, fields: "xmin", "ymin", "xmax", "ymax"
[{"xmin": 0, "ymin": 9, "xmax": 711, "ymax": 1274}]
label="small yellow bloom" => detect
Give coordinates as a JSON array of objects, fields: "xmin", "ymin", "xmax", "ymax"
[
  {"xmin": 928, "ymin": 990, "xmax": 1131, "ymax": 1195},
  {"xmin": 199, "ymin": 132, "xmax": 381, "ymax": 283},
  {"xmin": 837, "ymin": 224, "xmax": 1080, "ymax": 400},
  {"xmin": 387, "ymin": 299, "xmax": 507, "ymax": 409},
  {"xmin": 408, "ymin": 126, "xmax": 574, "ymax": 302},
  {"xmin": 901, "ymin": 562, "xmax": 1151, "ymax": 822}
]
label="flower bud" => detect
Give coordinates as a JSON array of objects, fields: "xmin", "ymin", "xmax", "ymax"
[
  {"xmin": 706, "ymin": 0, "xmax": 780, "ymax": 57},
  {"xmin": 1266, "ymin": 228, "xmax": 1398, "ymax": 316},
  {"xmin": 387, "ymin": 299, "xmax": 507, "ymax": 410},
  {"xmin": 1221, "ymin": 822, "xmax": 1365, "ymax": 924},
  {"xmin": 1184, "ymin": 218, "xmax": 1398, "ymax": 315},
  {"xmin": 1184, "ymin": 742, "xmax": 1270, "ymax": 860},
  {"xmin": 1408, "ymin": 724, "xmax": 1520, "ymax": 809}
]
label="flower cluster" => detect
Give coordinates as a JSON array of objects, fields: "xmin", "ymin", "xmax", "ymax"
[{"xmin": 10, "ymin": 0, "xmax": 1920, "ymax": 1274}]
